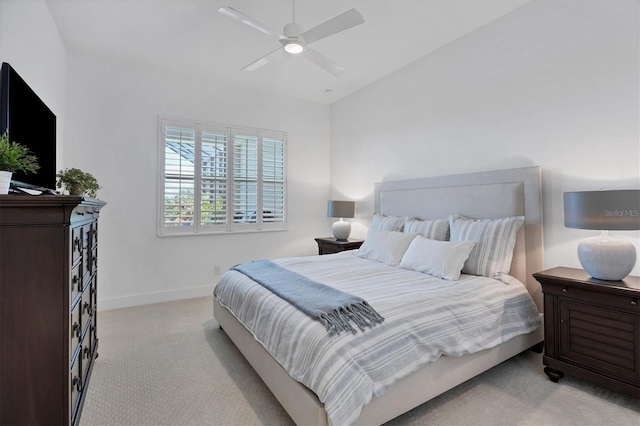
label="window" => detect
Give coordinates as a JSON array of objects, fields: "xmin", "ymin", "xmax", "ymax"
[{"xmin": 158, "ymin": 118, "xmax": 287, "ymax": 235}]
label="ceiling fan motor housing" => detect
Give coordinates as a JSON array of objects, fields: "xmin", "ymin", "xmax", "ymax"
[
  {"xmin": 283, "ymin": 22, "xmax": 302, "ymax": 38},
  {"xmin": 282, "ymin": 22, "xmax": 306, "ymax": 53}
]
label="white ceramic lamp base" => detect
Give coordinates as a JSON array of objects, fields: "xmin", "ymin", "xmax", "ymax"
[
  {"xmin": 332, "ymin": 219, "xmax": 351, "ymax": 241},
  {"xmin": 578, "ymin": 231, "xmax": 636, "ymax": 281}
]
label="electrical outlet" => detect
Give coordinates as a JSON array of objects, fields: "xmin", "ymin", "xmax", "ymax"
[{"xmin": 214, "ymin": 265, "xmax": 221, "ymax": 276}]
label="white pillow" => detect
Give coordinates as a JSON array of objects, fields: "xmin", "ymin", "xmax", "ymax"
[
  {"xmin": 371, "ymin": 214, "xmax": 404, "ymax": 232},
  {"xmin": 403, "ymin": 217, "xmax": 449, "ymax": 241},
  {"xmin": 449, "ymin": 214, "xmax": 524, "ymax": 279},
  {"xmin": 399, "ymin": 236, "xmax": 476, "ymax": 280},
  {"xmin": 357, "ymin": 230, "xmax": 418, "ymax": 267}
]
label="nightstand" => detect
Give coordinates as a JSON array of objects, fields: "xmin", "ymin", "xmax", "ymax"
[
  {"xmin": 533, "ymin": 267, "xmax": 639, "ymax": 397},
  {"xmin": 314, "ymin": 237, "xmax": 364, "ymax": 255}
]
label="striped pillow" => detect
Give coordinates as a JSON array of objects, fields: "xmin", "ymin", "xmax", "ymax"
[
  {"xmin": 449, "ymin": 214, "xmax": 524, "ymax": 279},
  {"xmin": 371, "ymin": 214, "xmax": 404, "ymax": 232},
  {"xmin": 403, "ymin": 218, "xmax": 449, "ymax": 241}
]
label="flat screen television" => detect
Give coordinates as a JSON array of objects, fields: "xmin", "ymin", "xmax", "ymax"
[{"xmin": 0, "ymin": 62, "xmax": 57, "ymax": 190}]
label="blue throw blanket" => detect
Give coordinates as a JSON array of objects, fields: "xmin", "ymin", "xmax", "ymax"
[{"xmin": 232, "ymin": 260, "xmax": 384, "ymax": 336}]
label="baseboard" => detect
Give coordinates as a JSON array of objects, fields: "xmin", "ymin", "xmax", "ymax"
[{"xmin": 97, "ymin": 285, "xmax": 214, "ymax": 311}]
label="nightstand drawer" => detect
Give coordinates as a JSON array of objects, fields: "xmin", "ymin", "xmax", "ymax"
[
  {"xmin": 317, "ymin": 242, "xmax": 343, "ymax": 255},
  {"xmin": 543, "ymin": 282, "xmax": 639, "ymax": 314}
]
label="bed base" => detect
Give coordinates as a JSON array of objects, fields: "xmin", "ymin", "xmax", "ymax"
[{"xmin": 214, "ymin": 298, "xmax": 543, "ymax": 426}]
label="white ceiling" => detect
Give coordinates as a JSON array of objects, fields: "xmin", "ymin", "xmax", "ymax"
[{"xmin": 46, "ymin": 0, "xmax": 530, "ymax": 104}]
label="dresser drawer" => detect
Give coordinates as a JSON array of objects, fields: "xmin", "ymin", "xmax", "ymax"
[
  {"xmin": 70, "ymin": 262, "xmax": 82, "ymax": 307},
  {"xmin": 70, "ymin": 354, "xmax": 82, "ymax": 419},
  {"xmin": 71, "ymin": 227, "xmax": 83, "ymax": 265},
  {"xmin": 81, "ymin": 341, "xmax": 92, "ymax": 385},
  {"xmin": 90, "ymin": 222, "xmax": 98, "ymax": 247},
  {"xmin": 81, "ymin": 224, "xmax": 92, "ymax": 281},
  {"xmin": 82, "ymin": 290, "xmax": 94, "ymax": 321},
  {"xmin": 88, "ymin": 246, "xmax": 98, "ymax": 279},
  {"xmin": 543, "ymin": 282, "xmax": 639, "ymax": 314},
  {"xmin": 70, "ymin": 302, "xmax": 82, "ymax": 357}
]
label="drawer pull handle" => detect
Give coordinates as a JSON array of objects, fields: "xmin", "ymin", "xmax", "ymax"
[
  {"xmin": 72, "ymin": 322, "xmax": 81, "ymax": 338},
  {"xmin": 73, "ymin": 376, "xmax": 81, "ymax": 392},
  {"xmin": 83, "ymin": 346, "xmax": 91, "ymax": 359},
  {"xmin": 83, "ymin": 302, "xmax": 93, "ymax": 316},
  {"xmin": 632, "ymin": 300, "xmax": 637, "ymax": 306},
  {"xmin": 562, "ymin": 288, "xmax": 568, "ymax": 292}
]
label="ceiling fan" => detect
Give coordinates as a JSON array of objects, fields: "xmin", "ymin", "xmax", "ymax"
[{"xmin": 218, "ymin": 1, "xmax": 364, "ymax": 76}]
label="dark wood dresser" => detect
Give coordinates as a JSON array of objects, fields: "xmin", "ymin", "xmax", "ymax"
[
  {"xmin": 0, "ymin": 195, "xmax": 106, "ymax": 425},
  {"xmin": 314, "ymin": 237, "xmax": 364, "ymax": 255},
  {"xmin": 533, "ymin": 267, "xmax": 639, "ymax": 397}
]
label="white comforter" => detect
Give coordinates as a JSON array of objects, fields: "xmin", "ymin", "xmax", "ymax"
[{"xmin": 214, "ymin": 252, "xmax": 542, "ymax": 425}]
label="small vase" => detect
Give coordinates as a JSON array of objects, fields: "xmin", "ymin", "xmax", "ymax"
[{"xmin": 0, "ymin": 171, "xmax": 12, "ymax": 194}]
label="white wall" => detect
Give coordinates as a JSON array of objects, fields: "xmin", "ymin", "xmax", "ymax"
[
  {"xmin": 0, "ymin": 0, "xmax": 67, "ymax": 169},
  {"xmin": 64, "ymin": 54, "xmax": 331, "ymax": 310},
  {"xmin": 330, "ymin": 0, "xmax": 640, "ymax": 275}
]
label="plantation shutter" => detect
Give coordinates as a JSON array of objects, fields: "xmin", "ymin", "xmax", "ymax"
[
  {"xmin": 158, "ymin": 118, "xmax": 287, "ymax": 235},
  {"xmin": 163, "ymin": 125, "xmax": 196, "ymax": 232},
  {"xmin": 231, "ymin": 131, "xmax": 259, "ymax": 229},
  {"xmin": 200, "ymin": 127, "xmax": 228, "ymax": 231},
  {"xmin": 261, "ymin": 134, "xmax": 286, "ymax": 226}
]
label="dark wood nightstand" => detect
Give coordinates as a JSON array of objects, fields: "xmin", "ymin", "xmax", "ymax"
[
  {"xmin": 314, "ymin": 237, "xmax": 364, "ymax": 255},
  {"xmin": 533, "ymin": 267, "xmax": 639, "ymax": 397}
]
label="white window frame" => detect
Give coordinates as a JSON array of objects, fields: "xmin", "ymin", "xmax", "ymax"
[{"xmin": 157, "ymin": 117, "xmax": 288, "ymax": 236}]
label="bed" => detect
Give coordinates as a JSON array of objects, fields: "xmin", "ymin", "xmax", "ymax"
[{"xmin": 213, "ymin": 166, "xmax": 544, "ymax": 425}]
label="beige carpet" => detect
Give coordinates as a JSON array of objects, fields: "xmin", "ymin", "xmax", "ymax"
[{"xmin": 80, "ymin": 296, "xmax": 639, "ymax": 426}]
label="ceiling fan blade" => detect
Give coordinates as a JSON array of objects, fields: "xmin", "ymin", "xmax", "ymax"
[
  {"xmin": 218, "ymin": 7, "xmax": 284, "ymax": 40},
  {"xmin": 301, "ymin": 9, "xmax": 364, "ymax": 45},
  {"xmin": 241, "ymin": 46, "xmax": 283, "ymax": 71},
  {"xmin": 302, "ymin": 48, "xmax": 346, "ymax": 76}
]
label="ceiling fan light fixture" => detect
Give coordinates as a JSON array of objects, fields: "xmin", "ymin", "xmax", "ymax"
[{"xmin": 283, "ymin": 40, "xmax": 304, "ymax": 54}]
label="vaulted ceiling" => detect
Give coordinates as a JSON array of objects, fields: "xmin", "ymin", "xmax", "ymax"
[{"xmin": 47, "ymin": 0, "xmax": 530, "ymax": 104}]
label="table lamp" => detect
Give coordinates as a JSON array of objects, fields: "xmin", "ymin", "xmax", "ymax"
[
  {"xmin": 564, "ymin": 190, "xmax": 640, "ymax": 281},
  {"xmin": 327, "ymin": 200, "xmax": 355, "ymax": 241}
]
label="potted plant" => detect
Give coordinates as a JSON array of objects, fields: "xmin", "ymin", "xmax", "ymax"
[
  {"xmin": 0, "ymin": 131, "xmax": 40, "ymax": 194},
  {"xmin": 56, "ymin": 168, "xmax": 101, "ymax": 198}
]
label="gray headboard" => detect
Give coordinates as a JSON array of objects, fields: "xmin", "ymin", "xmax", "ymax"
[{"xmin": 374, "ymin": 166, "xmax": 544, "ymax": 311}]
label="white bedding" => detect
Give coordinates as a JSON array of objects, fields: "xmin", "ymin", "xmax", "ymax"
[{"xmin": 214, "ymin": 251, "xmax": 542, "ymax": 425}]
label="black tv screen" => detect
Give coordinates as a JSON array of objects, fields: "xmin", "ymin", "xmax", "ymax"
[{"xmin": 0, "ymin": 62, "xmax": 56, "ymax": 190}]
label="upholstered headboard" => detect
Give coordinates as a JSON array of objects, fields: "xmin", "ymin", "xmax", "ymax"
[{"xmin": 374, "ymin": 166, "xmax": 544, "ymax": 311}]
